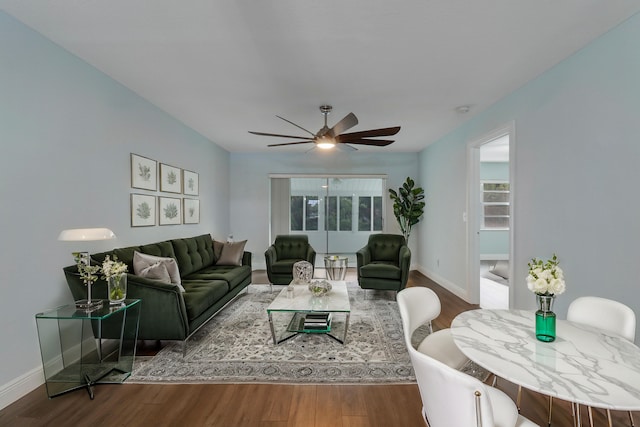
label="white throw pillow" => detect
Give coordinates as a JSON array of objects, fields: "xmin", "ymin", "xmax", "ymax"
[{"xmin": 133, "ymin": 251, "xmax": 185, "ymax": 292}]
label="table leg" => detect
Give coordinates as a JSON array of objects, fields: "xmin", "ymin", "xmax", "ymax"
[
  {"xmin": 268, "ymin": 312, "xmax": 277, "ymax": 345},
  {"xmin": 343, "ymin": 313, "xmax": 350, "ymax": 344}
]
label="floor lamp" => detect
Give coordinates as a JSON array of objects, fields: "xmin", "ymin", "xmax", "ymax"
[{"xmin": 58, "ymin": 227, "xmax": 116, "ymax": 310}]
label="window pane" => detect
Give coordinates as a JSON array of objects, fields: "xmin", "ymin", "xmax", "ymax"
[
  {"xmin": 339, "ymin": 196, "xmax": 352, "ymax": 231},
  {"xmin": 290, "ymin": 196, "xmax": 303, "ymax": 231},
  {"xmin": 483, "ymin": 183, "xmax": 510, "ymax": 192},
  {"xmin": 359, "ymin": 197, "xmax": 371, "ymax": 231},
  {"xmin": 484, "ymin": 205, "xmax": 510, "ymax": 216},
  {"xmin": 306, "ymin": 196, "xmax": 318, "ymax": 231},
  {"xmin": 373, "ymin": 196, "xmax": 383, "ymax": 231},
  {"xmin": 483, "ymin": 192, "xmax": 509, "ymax": 203},
  {"xmin": 326, "ymin": 196, "xmax": 337, "ymax": 231}
]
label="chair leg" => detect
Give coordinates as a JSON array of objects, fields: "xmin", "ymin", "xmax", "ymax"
[
  {"xmin": 588, "ymin": 406, "xmax": 594, "ymax": 427},
  {"xmin": 516, "ymin": 385, "xmax": 522, "ymax": 412},
  {"xmin": 629, "ymin": 411, "xmax": 635, "ymax": 427},
  {"xmin": 547, "ymin": 395, "xmax": 553, "ymax": 427}
]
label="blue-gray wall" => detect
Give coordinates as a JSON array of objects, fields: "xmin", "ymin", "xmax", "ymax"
[
  {"xmin": 418, "ymin": 12, "xmax": 640, "ymax": 344},
  {"xmin": 0, "ymin": 12, "xmax": 231, "ymax": 407}
]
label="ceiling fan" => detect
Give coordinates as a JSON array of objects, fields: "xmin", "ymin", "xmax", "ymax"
[{"xmin": 249, "ymin": 105, "xmax": 400, "ymax": 150}]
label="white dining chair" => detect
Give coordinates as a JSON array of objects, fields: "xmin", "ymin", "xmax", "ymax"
[
  {"xmin": 397, "ymin": 286, "xmax": 469, "ymax": 369},
  {"xmin": 564, "ymin": 296, "xmax": 637, "ymax": 427},
  {"xmin": 408, "ymin": 343, "xmax": 540, "ymax": 427}
]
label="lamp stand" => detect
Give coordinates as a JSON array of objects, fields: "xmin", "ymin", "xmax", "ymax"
[{"xmin": 73, "ymin": 251, "xmax": 103, "ymax": 311}]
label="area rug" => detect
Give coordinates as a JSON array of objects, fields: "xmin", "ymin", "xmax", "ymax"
[{"xmin": 130, "ymin": 282, "xmax": 417, "ymax": 384}]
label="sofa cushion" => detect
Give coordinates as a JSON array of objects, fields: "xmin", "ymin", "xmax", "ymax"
[
  {"xmin": 215, "ymin": 240, "xmax": 247, "ymax": 266},
  {"xmin": 274, "ymin": 235, "xmax": 310, "ymax": 260},
  {"xmin": 359, "ymin": 262, "xmax": 402, "ymax": 280},
  {"xmin": 171, "ymin": 234, "xmax": 215, "ymax": 276},
  {"xmin": 271, "ymin": 259, "xmax": 301, "ymax": 275},
  {"xmin": 185, "ymin": 265, "xmax": 252, "ymax": 290},
  {"xmin": 181, "ymin": 280, "xmax": 229, "ymax": 321},
  {"xmin": 133, "ymin": 251, "xmax": 185, "ymax": 292}
]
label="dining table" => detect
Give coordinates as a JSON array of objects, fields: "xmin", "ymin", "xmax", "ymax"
[{"xmin": 451, "ymin": 309, "xmax": 640, "ymax": 426}]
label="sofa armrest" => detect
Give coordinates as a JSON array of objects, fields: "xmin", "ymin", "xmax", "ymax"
[
  {"xmin": 399, "ymin": 245, "xmax": 412, "ymax": 289},
  {"xmin": 242, "ymin": 251, "xmax": 252, "ymax": 267},
  {"xmin": 305, "ymin": 246, "xmax": 316, "ymax": 266},
  {"xmin": 356, "ymin": 246, "xmax": 371, "ymax": 269}
]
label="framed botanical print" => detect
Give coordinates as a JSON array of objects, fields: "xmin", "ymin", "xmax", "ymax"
[
  {"xmin": 183, "ymin": 198, "xmax": 200, "ymax": 224},
  {"xmin": 183, "ymin": 170, "xmax": 199, "ymax": 196},
  {"xmin": 131, "ymin": 154, "xmax": 157, "ymax": 191},
  {"xmin": 159, "ymin": 196, "xmax": 182, "ymax": 225},
  {"xmin": 160, "ymin": 163, "xmax": 182, "ymax": 193},
  {"xmin": 131, "ymin": 194, "xmax": 156, "ymax": 227}
]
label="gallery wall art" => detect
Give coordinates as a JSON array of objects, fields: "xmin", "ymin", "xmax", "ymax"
[{"xmin": 129, "ymin": 153, "xmax": 200, "ymax": 227}]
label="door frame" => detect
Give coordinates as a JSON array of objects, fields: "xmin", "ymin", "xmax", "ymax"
[{"xmin": 466, "ymin": 122, "xmax": 515, "ymax": 306}]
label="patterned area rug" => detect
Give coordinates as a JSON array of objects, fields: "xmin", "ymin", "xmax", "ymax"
[{"xmin": 130, "ymin": 283, "xmax": 415, "ymax": 384}]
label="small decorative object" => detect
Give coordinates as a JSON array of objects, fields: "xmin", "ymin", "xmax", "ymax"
[
  {"xmin": 308, "ymin": 279, "xmax": 332, "ymax": 297},
  {"xmin": 527, "ymin": 254, "xmax": 566, "ymax": 342},
  {"xmin": 102, "ymin": 255, "xmax": 128, "ymax": 304},
  {"xmin": 292, "ymin": 261, "xmax": 313, "ymax": 284}
]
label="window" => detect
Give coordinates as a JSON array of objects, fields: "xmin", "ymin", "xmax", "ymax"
[
  {"xmin": 290, "ymin": 196, "xmax": 319, "ymax": 231},
  {"xmin": 482, "ymin": 182, "xmax": 510, "ymax": 229},
  {"xmin": 339, "ymin": 196, "xmax": 352, "ymax": 231},
  {"xmin": 358, "ymin": 196, "xmax": 383, "ymax": 231}
]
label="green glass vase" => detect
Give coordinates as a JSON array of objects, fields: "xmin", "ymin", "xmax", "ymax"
[{"xmin": 535, "ymin": 294, "xmax": 556, "ymax": 342}]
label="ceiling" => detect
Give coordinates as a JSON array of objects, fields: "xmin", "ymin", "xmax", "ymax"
[{"xmin": 3, "ymin": 1, "xmax": 640, "ymax": 153}]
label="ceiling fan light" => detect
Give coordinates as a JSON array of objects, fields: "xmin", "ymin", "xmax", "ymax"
[{"xmin": 317, "ymin": 141, "xmax": 335, "ymax": 149}]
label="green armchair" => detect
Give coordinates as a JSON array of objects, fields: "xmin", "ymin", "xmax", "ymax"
[
  {"xmin": 265, "ymin": 235, "xmax": 316, "ymax": 285},
  {"xmin": 356, "ymin": 234, "xmax": 411, "ymax": 292}
]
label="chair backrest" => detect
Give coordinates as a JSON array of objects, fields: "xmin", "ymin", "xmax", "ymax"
[
  {"xmin": 367, "ymin": 234, "xmax": 406, "ymax": 262},
  {"xmin": 273, "ymin": 235, "xmax": 310, "ymax": 260},
  {"xmin": 409, "ymin": 346, "xmax": 497, "ymax": 427},
  {"xmin": 397, "ymin": 287, "xmax": 441, "ymax": 348},
  {"xmin": 567, "ymin": 296, "xmax": 636, "ymax": 342}
]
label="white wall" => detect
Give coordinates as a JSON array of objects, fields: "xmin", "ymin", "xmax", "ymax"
[
  {"xmin": 418, "ymin": 12, "xmax": 640, "ymax": 342},
  {"xmin": 0, "ymin": 12, "xmax": 230, "ymax": 408},
  {"xmin": 229, "ymin": 152, "xmax": 419, "ymax": 270}
]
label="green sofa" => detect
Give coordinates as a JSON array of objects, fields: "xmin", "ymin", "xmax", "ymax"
[
  {"xmin": 63, "ymin": 234, "xmax": 251, "ymax": 345},
  {"xmin": 356, "ymin": 233, "xmax": 411, "ymax": 292}
]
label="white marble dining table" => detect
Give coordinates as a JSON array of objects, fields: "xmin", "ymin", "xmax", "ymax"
[{"xmin": 451, "ymin": 309, "xmax": 640, "ymax": 416}]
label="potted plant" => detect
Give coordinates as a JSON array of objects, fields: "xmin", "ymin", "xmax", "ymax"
[{"xmin": 388, "ymin": 177, "xmax": 425, "ymax": 243}]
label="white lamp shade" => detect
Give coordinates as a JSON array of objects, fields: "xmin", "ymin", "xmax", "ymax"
[{"xmin": 58, "ymin": 228, "xmax": 116, "ymax": 241}]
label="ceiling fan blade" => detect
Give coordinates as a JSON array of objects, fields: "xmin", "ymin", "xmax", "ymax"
[
  {"xmin": 336, "ymin": 142, "xmax": 358, "ymax": 152},
  {"xmin": 267, "ymin": 140, "xmax": 314, "ymax": 147},
  {"xmin": 325, "ymin": 112, "xmax": 358, "ymax": 137},
  {"xmin": 249, "ymin": 131, "xmax": 310, "ymax": 139},
  {"xmin": 276, "ymin": 115, "xmax": 316, "ymax": 137},
  {"xmin": 338, "ymin": 126, "xmax": 401, "ymax": 141},
  {"xmin": 342, "ymin": 139, "xmax": 395, "ymax": 146}
]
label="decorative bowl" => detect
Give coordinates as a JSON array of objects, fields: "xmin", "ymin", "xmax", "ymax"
[{"xmin": 308, "ymin": 280, "xmax": 332, "ymax": 297}]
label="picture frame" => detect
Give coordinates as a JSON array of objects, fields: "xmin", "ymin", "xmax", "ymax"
[
  {"xmin": 183, "ymin": 170, "xmax": 199, "ymax": 196},
  {"xmin": 160, "ymin": 163, "xmax": 182, "ymax": 193},
  {"xmin": 183, "ymin": 198, "xmax": 200, "ymax": 224},
  {"xmin": 131, "ymin": 194, "xmax": 156, "ymax": 227},
  {"xmin": 131, "ymin": 154, "xmax": 157, "ymax": 191},
  {"xmin": 159, "ymin": 196, "xmax": 182, "ymax": 225}
]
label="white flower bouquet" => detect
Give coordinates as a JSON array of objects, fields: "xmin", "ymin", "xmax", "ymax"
[
  {"xmin": 526, "ymin": 254, "xmax": 566, "ymax": 296},
  {"xmin": 101, "ymin": 255, "xmax": 128, "ymax": 279}
]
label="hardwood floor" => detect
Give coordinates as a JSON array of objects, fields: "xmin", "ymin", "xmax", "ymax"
[{"xmin": 1, "ymin": 270, "xmax": 637, "ymax": 426}]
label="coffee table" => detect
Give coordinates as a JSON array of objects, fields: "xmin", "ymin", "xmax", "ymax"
[{"xmin": 267, "ymin": 280, "xmax": 351, "ymax": 345}]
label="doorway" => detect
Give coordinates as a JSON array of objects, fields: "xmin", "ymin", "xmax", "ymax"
[{"xmin": 467, "ymin": 124, "xmax": 514, "ymax": 308}]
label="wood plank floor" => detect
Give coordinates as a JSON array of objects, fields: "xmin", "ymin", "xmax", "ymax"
[{"xmin": 1, "ymin": 270, "xmax": 637, "ymax": 426}]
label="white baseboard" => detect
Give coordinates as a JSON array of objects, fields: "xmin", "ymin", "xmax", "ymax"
[
  {"xmin": 0, "ymin": 366, "xmax": 43, "ymax": 411},
  {"xmin": 414, "ymin": 265, "xmax": 470, "ymax": 302}
]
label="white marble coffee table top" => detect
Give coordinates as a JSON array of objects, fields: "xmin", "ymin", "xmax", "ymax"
[
  {"xmin": 267, "ymin": 280, "xmax": 351, "ymax": 313},
  {"xmin": 451, "ymin": 309, "xmax": 640, "ymax": 411}
]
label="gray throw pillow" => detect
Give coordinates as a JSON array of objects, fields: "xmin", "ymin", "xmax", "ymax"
[
  {"xmin": 489, "ymin": 260, "xmax": 509, "ymax": 280},
  {"xmin": 215, "ymin": 240, "xmax": 247, "ymax": 266},
  {"xmin": 133, "ymin": 251, "xmax": 185, "ymax": 292}
]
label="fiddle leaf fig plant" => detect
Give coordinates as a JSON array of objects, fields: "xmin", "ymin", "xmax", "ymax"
[{"xmin": 389, "ymin": 177, "xmax": 425, "ymax": 243}]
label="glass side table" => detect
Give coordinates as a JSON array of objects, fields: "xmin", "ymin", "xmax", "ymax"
[
  {"xmin": 35, "ymin": 299, "xmax": 141, "ymax": 399},
  {"xmin": 324, "ymin": 255, "xmax": 348, "ymax": 280}
]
